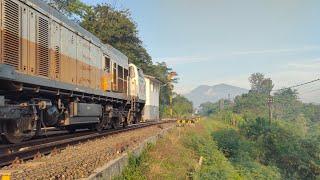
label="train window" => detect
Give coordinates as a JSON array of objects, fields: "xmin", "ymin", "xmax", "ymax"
[
  {"xmin": 113, "ymin": 63, "xmax": 117, "ymax": 91},
  {"xmin": 118, "ymin": 65, "xmax": 124, "ymax": 92},
  {"xmin": 124, "ymin": 69, "xmax": 129, "ymax": 94},
  {"xmin": 124, "ymin": 69, "xmax": 129, "ymax": 80},
  {"xmin": 104, "ymin": 57, "xmax": 110, "ymax": 72},
  {"xmin": 118, "ymin": 65, "xmax": 123, "ymax": 78}
]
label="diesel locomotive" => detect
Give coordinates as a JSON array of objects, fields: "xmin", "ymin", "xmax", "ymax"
[{"xmin": 0, "ymin": 0, "xmax": 147, "ymax": 143}]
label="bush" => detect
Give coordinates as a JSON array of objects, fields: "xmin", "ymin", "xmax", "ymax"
[
  {"xmin": 239, "ymin": 117, "xmax": 270, "ymax": 141},
  {"xmin": 114, "ymin": 144, "xmax": 153, "ymax": 180},
  {"xmin": 235, "ymin": 161, "xmax": 281, "ymax": 180},
  {"xmin": 212, "ymin": 129, "xmax": 258, "ymax": 162},
  {"xmin": 239, "ymin": 118, "xmax": 320, "ymax": 179},
  {"xmin": 210, "ymin": 125, "xmax": 281, "ymax": 179},
  {"xmin": 184, "ymin": 132, "xmax": 241, "ymax": 180}
]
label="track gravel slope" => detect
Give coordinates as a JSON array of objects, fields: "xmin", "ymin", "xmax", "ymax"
[{"xmin": 1, "ymin": 123, "xmax": 174, "ymax": 179}]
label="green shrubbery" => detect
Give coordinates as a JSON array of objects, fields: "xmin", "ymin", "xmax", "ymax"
[
  {"xmin": 183, "ymin": 131, "xmax": 241, "ymax": 180},
  {"xmin": 198, "ymin": 73, "xmax": 320, "ymax": 179},
  {"xmin": 212, "ymin": 126, "xmax": 281, "ymax": 180},
  {"xmin": 213, "ymin": 117, "xmax": 320, "ymax": 179},
  {"xmin": 114, "ymin": 145, "xmax": 152, "ymax": 180}
]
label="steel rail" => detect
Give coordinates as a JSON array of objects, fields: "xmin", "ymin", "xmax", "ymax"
[
  {"xmin": 0, "ymin": 130, "xmax": 93, "ymax": 155},
  {"xmin": 0, "ymin": 121, "xmax": 172, "ymax": 167}
]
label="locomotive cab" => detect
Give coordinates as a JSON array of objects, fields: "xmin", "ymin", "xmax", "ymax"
[{"xmin": 129, "ymin": 64, "xmax": 146, "ymax": 102}]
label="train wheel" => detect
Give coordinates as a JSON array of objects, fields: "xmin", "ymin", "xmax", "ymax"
[
  {"xmin": 95, "ymin": 123, "xmax": 103, "ymax": 132},
  {"xmin": 122, "ymin": 117, "xmax": 128, "ymax": 128},
  {"xmin": 111, "ymin": 117, "xmax": 120, "ymax": 129},
  {"xmin": 66, "ymin": 127, "xmax": 76, "ymax": 134},
  {"xmin": 2, "ymin": 119, "xmax": 33, "ymax": 144}
]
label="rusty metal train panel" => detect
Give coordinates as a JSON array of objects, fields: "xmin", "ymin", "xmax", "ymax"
[
  {"xmin": 0, "ymin": 0, "xmax": 131, "ymax": 93},
  {"xmin": 0, "ymin": 0, "xmax": 153, "ymax": 144}
]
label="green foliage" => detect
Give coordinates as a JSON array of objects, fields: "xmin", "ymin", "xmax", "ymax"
[
  {"xmin": 184, "ymin": 132, "xmax": 241, "ymax": 180},
  {"xmin": 213, "ymin": 129, "xmax": 259, "ymax": 162},
  {"xmin": 81, "ymin": 4, "xmax": 152, "ymax": 68},
  {"xmin": 45, "ymin": 0, "xmax": 90, "ymax": 19},
  {"xmin": 233, "ymin": 92, "xmax": 268, "ymax": 119},
  {"xmin": 199, "ymin": 102, "xmax": 220, "ymax": 116},
  {"xmin": 201, "ymin": 73, "xmax": 320, "ymax": 179},
  {"xmin": 199, "ymin": 99, "xmax": 233, "ymax": 116},
  {"xmin": 193, "ymin": 119, "xmax": 281, "ymax": 180},
  {"xmin": 273, "ymin": 88, "xmax": 303, "ymax": 121},
  {"xmin": 114, "ymin": 144, "xmax": 153, "ymax": 180},
  {"xmin": 172, "ymin": 95, "xmax": 193, "ymax": 118},
  {"xmin": 239, "ymin": 118, "xmax": 320, "ymax": 179},
  {"xmin": 149, "ymin": 62, "xmax": 177, "ymax": 118},
  {"xmin": 249, "ymin": 73, "xmax": 274, "ymax": 94},
  {"xmin": 213, "ymin": 111, "xmax": 245, "ymax": 126},
  {"xmin": 234, "ymin": 161, "xmax": 281, "ymax": 180}
]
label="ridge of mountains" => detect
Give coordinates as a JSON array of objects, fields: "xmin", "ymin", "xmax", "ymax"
[{"xmin": 185, "ymin": 84, "xmax": 249, "ymax": 107}]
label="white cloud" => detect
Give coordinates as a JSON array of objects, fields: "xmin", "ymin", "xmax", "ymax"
[
  {"xmin": 156, "ymin": 56, "xmax": 210, "ymax": 65},
  {"xmin": 286, "ymin": 59, "xmax": 320, "ymax": 71},
  {"xmin": 157, "ymin": 46, "xmax": 320, "ymax": 65},
  {"xmin": 231, "ymin": 46, "xmax": 320, "ymax": 55}
]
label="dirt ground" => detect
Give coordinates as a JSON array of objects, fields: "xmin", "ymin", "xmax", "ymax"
[{"xmin": 0, "ymin": 123, "xmax": 174, "ymax": 180}]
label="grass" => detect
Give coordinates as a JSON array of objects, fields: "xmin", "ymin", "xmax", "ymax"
[
  {"xmin": 115, "ymin": 118, "xmax": 240, "ymax": 180},
  {"xmin": 115, "ymin": 118, "xmax": 281, "ymax": 180}
]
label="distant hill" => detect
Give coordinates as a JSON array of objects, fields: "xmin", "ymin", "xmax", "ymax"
[{"xmin": 185, "ymin": 84, "xmax": 248, "ymax": 107}]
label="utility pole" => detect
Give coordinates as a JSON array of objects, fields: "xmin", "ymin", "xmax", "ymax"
[
  {"xmin": 169, "ymin": 84, "xmax": 173, "ymax": 118},
  {"xmin": 267, "ymin": 95, "xmax": 274, "ymax": 124},
  {"xmin": 219, "ymin": 99, "xmax": 224, "ymax": 111}
]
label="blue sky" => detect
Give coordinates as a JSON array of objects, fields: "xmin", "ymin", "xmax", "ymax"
[{"xmin": 83, "ymin": 0, "xmax": 320, "ymax": 102}]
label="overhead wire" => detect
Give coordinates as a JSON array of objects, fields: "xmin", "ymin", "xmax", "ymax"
[{"xmin": 272, "ymin": 78, "xmax": 320, "ymax": 92}]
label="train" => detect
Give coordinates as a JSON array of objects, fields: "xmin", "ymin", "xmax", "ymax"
[{"xmin": 0, "ymin": 0, "xmax": 151, "ymax": 143}]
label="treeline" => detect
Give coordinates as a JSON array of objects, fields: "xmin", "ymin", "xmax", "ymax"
[
  {"xmin": 199, "ymin": 73, "xmax": 320, "ymax": 179},
  {"xmin": 45, "ymin": 0, "xmax": 176, "ymax": 116}
]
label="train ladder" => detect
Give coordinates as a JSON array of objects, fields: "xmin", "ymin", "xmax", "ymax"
[{"xmin": 127, "ymin": 97, "xmax": 137, "ymax": 123}]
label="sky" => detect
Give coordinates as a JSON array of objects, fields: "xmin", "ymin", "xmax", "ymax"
[{"xmin": 83, "ymin": 0, "xmax": 320, "ymax": 103}]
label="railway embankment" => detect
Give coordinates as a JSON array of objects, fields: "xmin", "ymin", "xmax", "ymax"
[
  {"xmin": 0, "ymin": 122, "xmax": 174, "ymax": 180},
  {"xmin": 113, "ymin": 118, "xmax": 282, "ymax": 179}
]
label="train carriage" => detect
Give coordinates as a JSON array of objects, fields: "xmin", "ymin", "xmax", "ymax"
[{"xmin": 0, "ymin": 0, "xmax": 146, "ymax": 143}]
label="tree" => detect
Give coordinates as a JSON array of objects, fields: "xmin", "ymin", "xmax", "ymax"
[
  {"xmin": 261, "ymin": 78, "xmax": 274, "ymax": 94},
  {"xmin": 199, "ymin": 102, "xmax": 219, "ymax": 116},
  {"xmin": 81, "ymin": 4, "xmax": 152, "ymax": 68},
  {"xmin": 273, "ymin": 88, "xmax": 303, "ymax": 121},
  {"xmin": 172, "ymin": 95, "xmax": 193, "ymax": 118},
  {"xmin": 45, "ymin": 0, "xmax": 90, "ymax": 20},
  {"xmin": 249, "ymin": 73, "xmax": 264, "ymax": 92},
  {"xmin": 274, "ymin": 88, "xmax": 298, "ymax": 101},
  {"xmin": 249, "ymin": 73, "xmax": 274, "ymax": 94}
]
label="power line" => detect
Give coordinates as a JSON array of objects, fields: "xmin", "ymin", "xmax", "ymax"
[{"xmin": 273, "ymin": 78, "xmax": 320, "ymax": 92}]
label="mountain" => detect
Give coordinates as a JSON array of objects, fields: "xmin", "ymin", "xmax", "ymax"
[{"xmin": 185, "ymin": 84, "xmax": 249, "ymax": 107}]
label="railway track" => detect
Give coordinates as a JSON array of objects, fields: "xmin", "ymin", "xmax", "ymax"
[{"xmin": 0, "ymin": 121, "xmax": 172, "ymax": 167}]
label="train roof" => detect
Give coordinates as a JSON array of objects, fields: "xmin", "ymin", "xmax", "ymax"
[
  {"xmin": 26, "ymin": 0, "xmax": 128, "ymax": 65},
  {"xmin": 144, "ymin": 75, "xmax": 163, "ymax": 84}
]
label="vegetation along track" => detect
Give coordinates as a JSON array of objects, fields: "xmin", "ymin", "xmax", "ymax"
[{"xmin": 0, "ymin": 120, "xmax": 173, "ymax": 167}]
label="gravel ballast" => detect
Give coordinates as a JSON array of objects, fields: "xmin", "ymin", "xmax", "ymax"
[{"xmin": 1, "ymin": 123, "xmax": 174, "ymax": 180}]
